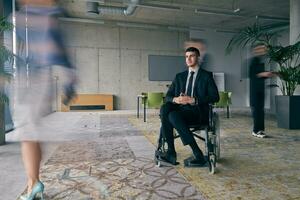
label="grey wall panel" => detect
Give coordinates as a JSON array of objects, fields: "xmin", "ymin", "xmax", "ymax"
[
  {"xmin": 141, "ymin": 50, "xmax": 178, "ymax": 92},
  {"xmin": 148, "ymin": 55, "xmax": 186, "ymax": 81},
  {"xmin": 120, "ymin": 49, "xmax": 141, "ymax": 109},
  {"xmin": 190, "ymin": 29, "xmax": 248, "ymax": 108},
  {"xmin": 120, "ymin": 28, "xmax": 180, "ymax": 51},
  {"xmin": 60, "ymin": 22, "xmax": 190, "ymax": 109},
  {"xmin": 76, "ymin": 47, "xmax": 99, "ymax": 93},
  {"xmin": 98, "ymin": 49, "xmax": 121, "ymax": 93},
  {"xmin": 61, "ymin": 23, "xmax": 119, "ymax": 48},
  {"xmin": 98, "ymin": 49, "xmax": 121, "ymax": 108}
]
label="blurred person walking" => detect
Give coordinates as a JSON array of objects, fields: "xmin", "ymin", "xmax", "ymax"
[
  {"xmin": 249, "ymin": 44, "xmax": 276, "ymax": 138},
  {"xmin": 14, "ymin": 0, "xmax": 76, "ymax": 199}
]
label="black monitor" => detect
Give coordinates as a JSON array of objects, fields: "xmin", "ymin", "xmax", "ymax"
[{"xmin": 148, "ymin": 55, "xmax": 186, "ymax": 81}]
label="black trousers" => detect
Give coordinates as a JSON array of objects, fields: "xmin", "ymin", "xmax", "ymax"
[
  {"xmin": 251, "ymin": 106, "xmax": 265, "ymax": 133},
  {"xmin": 160, "ymin": 102, "xmax": 203, "ymax": 151}
]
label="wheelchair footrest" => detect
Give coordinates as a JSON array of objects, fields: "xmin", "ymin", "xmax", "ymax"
[
  {"xmin": 155, "ymin": 150, "xmax": 179, "ymax": 166},
  {"xmin": 155, "ymin": 158, "xmax": 180, "ymax": 167},
  {"xmin": 183, "ymin": 156, "xmax": 208, "ymax": 168}
]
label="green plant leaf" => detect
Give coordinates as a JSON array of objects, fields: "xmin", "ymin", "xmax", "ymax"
[
  {"xmin": 0, "ymin": 46, "xmax": 14, "ymax": 64},
  {"xmin": 0, "ymin": 17, "xmax": 13, "ymax": 102},
  {"xmin": 226, "ymin": 23, "xmax": 273, "ymax": 54},
  {"xmin": 0, "ymin": 17, "xmax": 13, "ymax": 32},
  {"xmin": 226, "ymin": 23, "xmax": 300, "ymax": 96},
  {"xmin": 0, "ymin": 92, "xmax": 9, "ymax": 104}
]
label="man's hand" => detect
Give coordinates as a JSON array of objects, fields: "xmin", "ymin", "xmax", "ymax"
[
  {"xmin": 173, "ymin": 96, "xmax": 195, "ymax": 105},
  {"xmin": 257, "ymin": 71, "xmax": 276, "ymax": 78}
]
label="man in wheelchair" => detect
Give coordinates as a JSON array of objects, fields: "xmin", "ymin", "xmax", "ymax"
[{"xmin": 158, "ymin": 47, "xmax": 219, "ymax": 167}]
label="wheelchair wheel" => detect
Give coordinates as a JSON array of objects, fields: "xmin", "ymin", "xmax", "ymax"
[
  {"xmin": 156, "ymin": 160, "xmax": 161, "ymax": 167},
  {"xmin": 213, "ymin": 113, "xmax": 221, "ymax": 161},
  {"xmin": 154, "ymin": 150, "xmax": 163, "ymax": 167},
  {"xmin": 208, "ymin": 154, "xmax": 216, "ymax": 174}
]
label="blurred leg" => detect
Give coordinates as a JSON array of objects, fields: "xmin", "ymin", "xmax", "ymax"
[
  {"xmin": 21, "ymin": 141, "xmax": 41, "ymax": 193},
  {"xmin": 252, "ymin": 106, "xmax": 264, "ymax": 132}
]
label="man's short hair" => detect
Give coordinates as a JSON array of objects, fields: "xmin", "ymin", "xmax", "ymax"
[{"xmin": 185, "ymin": 47, "xmax": 200, "ymax": 57}]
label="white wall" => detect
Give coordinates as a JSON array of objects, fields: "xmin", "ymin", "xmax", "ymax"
[
  {"xmin": 60, "ymin": 22, "xmax": 188, "ymax": 109},
  {"xmin": 190, "ymin": 28, "xmax": 292, "ymax": 113},
  {"xmin": 190, "ymin": 30, "xmax": 248, "ymax": 108},
  {"xmin": 60, "ymin": 21, "xmax": 292, "ymax": 111},
  {"xmin": 270, "ymin": 29, "xmax": 290, "ymax": 113}
]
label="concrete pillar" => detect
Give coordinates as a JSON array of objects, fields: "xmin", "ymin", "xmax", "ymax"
[
  {"xmin": 0, "ymin": 0, "xmax": 5, "ymax": 145},
  {"xmin": 0, "ymin": 0, "xmax": 13, "ymax": 145},
  {"xmin": 290, "ymin": 0, "xmax": 300, "ymax": 95},
  {"xmin": 290, "ymin": 0, "xmax": 300, "ymax": 44}
]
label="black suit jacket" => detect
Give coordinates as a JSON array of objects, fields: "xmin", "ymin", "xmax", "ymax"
[{"xmin": 165, "ymin": 68, "xmax": 219, "ymax": 120}]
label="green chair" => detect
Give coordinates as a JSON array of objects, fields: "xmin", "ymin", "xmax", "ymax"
[
  {"xmin": 137, "ymin": 92, "xmax": 164, "ymax": 122},
  {"xmin": 143, "ymin": 92, "xmax": 164, "ymax": 122},
  {"xmin": 147, "ymin": 92, "xmax": 164, "ymax": 109},
  {"xmin": 137, "ymin": 92, "xmax": 147, "ymax": 121},
  {"xmin": 141, "ymin": 92, "xmax": 147, "ymax": 104},
  {"xmin": 215, "ymin": 91, "xmax": 232, "ymax": 118}
]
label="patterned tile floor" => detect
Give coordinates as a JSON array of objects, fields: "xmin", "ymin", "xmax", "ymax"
[
  {"xmin": 16, "ymin": 113, "xmax": 205, "ymax": 200},
  {"xmin": 129, "ymin": 111, "xmax": 300, "ymax": 200},
  {"xmin": 14, "ymin": 111, "xmax": 300, "ymax": 200}
]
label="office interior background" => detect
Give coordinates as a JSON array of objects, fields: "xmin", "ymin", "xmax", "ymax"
[
  {"xmin": 0, "ymin": 0, "xmax": 300, "ymax": 200},
  {"xmin": 3, "ymin": 0, "xmax": 297, "ymax": 114}
]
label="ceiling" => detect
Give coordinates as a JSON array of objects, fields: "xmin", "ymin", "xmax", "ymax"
[{"xmin": 57, "ymin": 0, "xmax": 290, "ymax": 31}]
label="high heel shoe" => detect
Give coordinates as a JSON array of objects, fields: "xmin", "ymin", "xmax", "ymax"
[{"xmin": 20, "ymin": 181, "xmax": 44, "ymax": 200}]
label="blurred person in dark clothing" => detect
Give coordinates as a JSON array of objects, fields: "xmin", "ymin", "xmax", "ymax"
[{"xmin": 249, "ymin": 44, "xmax": 276, "ymax": 138}]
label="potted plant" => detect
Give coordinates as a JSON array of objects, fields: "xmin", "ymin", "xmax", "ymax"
[
  {"xmin": 226, "ymin": 23, "xmax": 300, "ymax": 129},
  {"xmin": 0, "ymin": 17, "xmax": 13, "ymax": 145}
]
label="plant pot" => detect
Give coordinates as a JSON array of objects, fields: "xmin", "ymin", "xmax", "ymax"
[{"xmin": 275, "ymin": 95, "xmax": 300, "ymax": 129}]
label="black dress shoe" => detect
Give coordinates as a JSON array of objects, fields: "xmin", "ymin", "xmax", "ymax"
[
  {"xmin": 184, "ymin": 156, "xmax": 207, "ymax": 167},
  {"xmin": 159, "ymin": 151, "xmax": 177, "ymax": 165}
]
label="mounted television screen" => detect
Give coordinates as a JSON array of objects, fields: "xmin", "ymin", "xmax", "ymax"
[{"xmin": 148, "ymin": 55, "xmax": 186, "ymax": 81}]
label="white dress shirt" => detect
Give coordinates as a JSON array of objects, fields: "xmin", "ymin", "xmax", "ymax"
[{"xmin": 185, "ymin": 65, "xmax": 199, "ymax": 97}]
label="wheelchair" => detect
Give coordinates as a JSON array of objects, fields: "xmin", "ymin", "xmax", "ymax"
[{"xmin": 155, "ymin": 104, "xmax": 220, "ymax": 174}]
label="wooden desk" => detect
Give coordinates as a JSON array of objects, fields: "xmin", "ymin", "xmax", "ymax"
[{"xmin": 61, "ymin": 94, "xmax": 113, "ymax": 111}]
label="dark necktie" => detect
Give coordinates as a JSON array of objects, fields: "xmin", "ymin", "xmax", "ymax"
[{"xmin": 186, "ymin": 71, "xmax": 195, "ymax": 96}]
